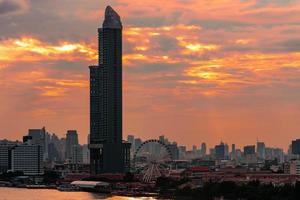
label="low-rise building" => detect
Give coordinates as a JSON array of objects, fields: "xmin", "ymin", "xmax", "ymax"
[{"xmin": 284, "ymin": 160, "xmax": 300, "ymax": 175}]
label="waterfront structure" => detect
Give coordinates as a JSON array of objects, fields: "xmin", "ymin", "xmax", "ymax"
[
  {"xmin": 11, "ymin": 144, "xmax": 44, "ymax": 175},
  {"xmin": 89, "ymin": 6, "xmax": 130, "ymax": 174},
  {"xmin": 0, "ymin": 145, "xmax": 13, "ymax": 173}
]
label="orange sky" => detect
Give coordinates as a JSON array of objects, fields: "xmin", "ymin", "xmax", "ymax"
[{"xmin": 0, "ymin": 0, "xmax": 300, "ymax": 150}]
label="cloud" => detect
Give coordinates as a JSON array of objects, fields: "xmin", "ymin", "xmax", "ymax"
[
  {"xmin": 277, "ymin": 38, "xmax": 300, "ymax": 52},
  {"xmin": 0, "ymin": 0, "xmax": 28, "ymax": 15}
]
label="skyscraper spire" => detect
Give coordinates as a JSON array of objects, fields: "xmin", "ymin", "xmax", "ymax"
[{"xmin": 103, "ymin": 6, "xmax": 122, "ymax": 29}]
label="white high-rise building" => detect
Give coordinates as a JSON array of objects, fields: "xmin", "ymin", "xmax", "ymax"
[
  {"xmin": 0, "ymin": 145, "xmax": 13, "ymax": 173},
  {"xmin": 11, "ymin": 144, "xmax": 44, "ymax": 175}
]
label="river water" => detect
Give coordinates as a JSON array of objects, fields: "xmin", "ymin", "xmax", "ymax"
[{"xmin": 0, "ymin": 187, "xmax": 158, "ymax": 200}]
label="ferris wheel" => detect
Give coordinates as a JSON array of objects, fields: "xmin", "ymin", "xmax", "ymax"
[{"xmin": 133, "ymin": 139, "xmax": 173, "ymax": 183}]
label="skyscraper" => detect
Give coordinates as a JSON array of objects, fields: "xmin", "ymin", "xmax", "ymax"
[
  {"xmin": 292, "ymin": 139, "xmax": 300, "ymax": 156},
  {"xmin": 244, "ymin": 145, "xmax": 256, "ymax": 155},
  {"xmin": 28, "ymin": 127, "xmax": 48, "ymax": 162},
  {"xmin": 201, "ymin": 142, "xmax": 206, "ymax": 156},
  {"xmin": 65, "ymin": 130, "xmax": 79, "ymax": 161},
  {"xmin": 215, "ymin": 142, "xmax": 226, "ymax": 160},
  {"xmin": 257, "ymin": 141, "xmax": 266, "ymax": 160},
  {"xmin": 89, "ymin": 6, "xmax": 130, "ymax": 174}
]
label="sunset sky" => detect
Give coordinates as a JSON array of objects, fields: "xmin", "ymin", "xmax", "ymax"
[{"xmin": 0, "ymin": 0, "xmax": 300, "ymax": 150}]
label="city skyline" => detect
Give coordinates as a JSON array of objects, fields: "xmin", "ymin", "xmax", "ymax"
[{"xmin": 1, "ymin": 1, "xmax": 300, "ymax": 150}]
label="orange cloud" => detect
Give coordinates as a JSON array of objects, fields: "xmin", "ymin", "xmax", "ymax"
[{"xmin": 0, "ymin": 37, "xmax": 97, "ymax": 63}]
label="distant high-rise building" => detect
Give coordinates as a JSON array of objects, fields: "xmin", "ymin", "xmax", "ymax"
[
  {"xmin": 28, "ymin": 127, "xmax": 48, "ymax": 161},
  {"xmin": 71, "ymin": 145, "xmax": 83, "ymax": 165},
  {"xmin": 215, "ymin": 142, "xmax": 226, "ymax": 160},
  {"xmin": 192, "ymin": 145, "xmax": 197, "ymax": 153},
  {"xmin": 82, "ymin": 144, "xmax": 90, "ymax": 164},
  {"xmin": 225, "ymin": 143, "xmax": 229, "ymax": 158},
  {"xmin": 257, "ymin": 142, "xmax": 266, "ymax": 159},
  {"xmin": 201, "ymin": 143, "xmax": 206, "ymax": 156},
  {"xmin": 65, "ymin": 130, "xmax": 79, "ymax": 161},
  {"xmin": 292, "ymin": 139, "xmax": 300, "ymax": 155},
  {"xmin": 127, "ymin": 135, "xmax": 135, "ymax": 150},
  {"xmin": 167, "ymin": 143, "xmax": 179, "ymax": 160},
  {"xmin": 134, "ymin": 138, "xmax": 142, "ymax": 150},
  {"xmin": 273, "ymin": 148, "xmax": 284, "ymax": 163},
  {"xmin": 48, "ymin": 143, "xmax": 60, "ymax": 162},
  {"xmin": 231, "ymin": 144, "xmax": 236, "ymax": 160},
  {"xmin": 178, "ymin": 146, "xmax": 186, "ymax": 159},
  {"xmin": 244, "ymin": 145, "xmax": 256, "ymax": 155},
  {"xmin": 243, "ymin": 145, "xmax": 257, "ymax": 164},
  {"xmin": 159, "ymin": 135, "xmax": 165, "ymax": 143},
  {"xmin": 89, "ymin": 6, "xmax": 130, "ymax": 174}
]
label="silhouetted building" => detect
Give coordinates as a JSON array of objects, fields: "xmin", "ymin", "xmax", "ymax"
[
  {"xmin": 89, "ymin": 6, "xmax": 130, "ymax": 174},
  {"xmin": 134, "ymin": 138, "xmax": 142, "ymax": 150},
  {"xmin": 167, "ymin": 143, "xmax": 179, "ymax": 160},
  {"xmin": 257, "ymin": 142, "xmax": 266, "ymax": 159},
  {"xmin": 215, "ymin": 142, "xmax": 226, "ymax": 160},
  {"xmin": 230, "ymin": 144, "xmax": 236, "ymax": 160},
  {"xmin": 65, "ymin": 130, "xmax": 79, "ymax": 161},
  {"xmin": 71, "ymin": 145, "xmax": 83, "ymax": 165},
  {"xmin": 82, "ymin": 144, "xmax": 90, "ymax": 164},
  {"xmin": 201, "ymin": 143, "xmax": 206, "ymax": 156},
  {"xmin": 292, "ymin": 139, "xmax": 300, "ymax": 155},
  {"xmin": 28, "ymin": 127, "xmax": 48, "ymax": 161},
  {"xmin": 127, "ymin": 135, "xmax": 135, "ymax": 150},
  {"xmin": 244, "ymin": 145, "xmax": 256, "ymax": 155},
  {"xmin": 48, "ymin": 143, "xmax": 60, "ymax": 162}
]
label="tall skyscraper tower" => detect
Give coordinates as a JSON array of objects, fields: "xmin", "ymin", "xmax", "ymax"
[{"xmin": 89, "ymin": 6, "xmax": 130, "ymax": 174}]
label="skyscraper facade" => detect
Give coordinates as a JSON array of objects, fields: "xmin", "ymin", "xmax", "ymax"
[{"xmin": 89, "ymin": 6, "xmax": 130, "ymax": 174}]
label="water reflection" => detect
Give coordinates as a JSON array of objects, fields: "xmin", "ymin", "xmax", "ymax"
[{"xmin": 0, "ymin": 188, "xmax": 157, "ymax": 200}]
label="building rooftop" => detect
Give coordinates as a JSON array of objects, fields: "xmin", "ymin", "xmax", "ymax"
[{"xmin": 103, "ymin": 6, "xmax": 122, "ymax": 29}]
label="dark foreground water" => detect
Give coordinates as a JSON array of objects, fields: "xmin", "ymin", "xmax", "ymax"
[{"xmin": 0, "ymin": 187, "xmax": 158, "ymax": 200}]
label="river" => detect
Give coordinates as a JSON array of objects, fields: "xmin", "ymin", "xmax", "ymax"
[{"xmin": 0, "ymin": 187, "xmax": 158, "ymax": 200}]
